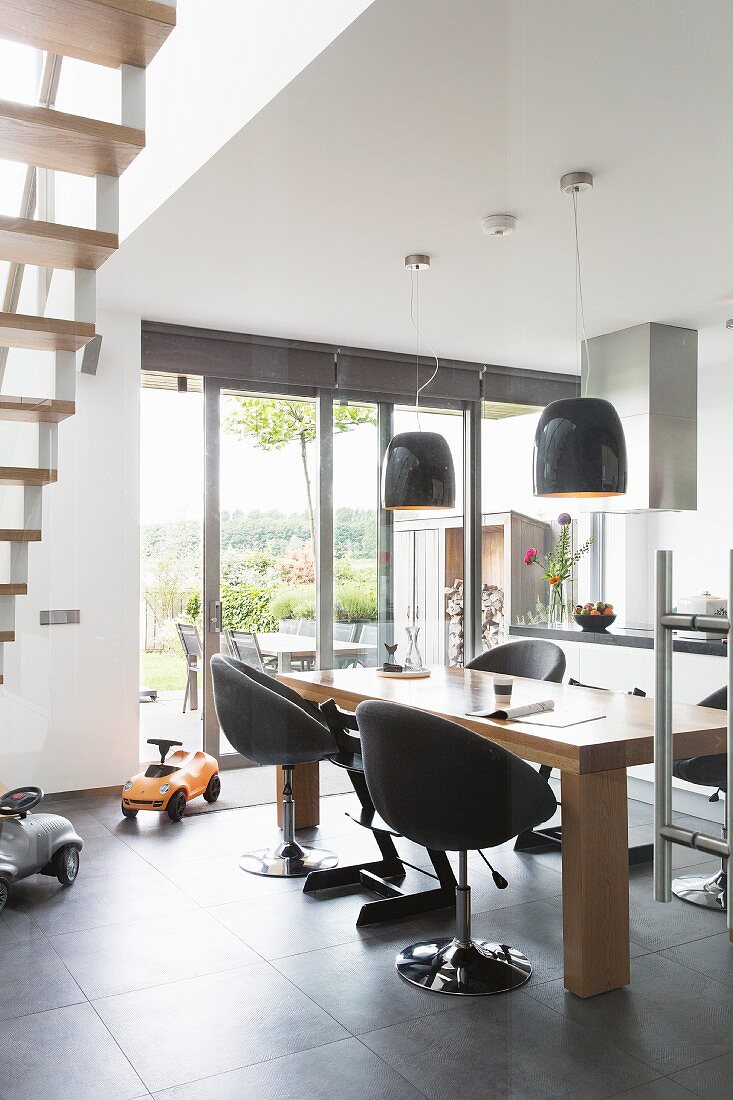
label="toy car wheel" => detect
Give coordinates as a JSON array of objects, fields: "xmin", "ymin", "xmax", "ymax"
[
  {"xmin": 55, "ymin": 845, "xmax": 80, "ymax": 887},
  {"xmin": 167, "ymin": 790, "xmax": 187, "ymax": 822},
  {"xmin": 203, "ymin": 774, "xmax": 221, "ymax": 803},
  {"xmin": 0, "ymin": 878, "xmax": 8, "ymax": 914},
  {"xmin": 121, "ymin": 803, "xmax": 138, "ymax": 819}
]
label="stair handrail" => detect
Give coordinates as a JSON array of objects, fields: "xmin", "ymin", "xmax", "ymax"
[{"xmin": 653, "ymin": 548, "xmax": 733, "ymax": 940}]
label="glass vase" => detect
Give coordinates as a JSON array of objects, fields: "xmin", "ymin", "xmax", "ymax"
[
  {"xmin": 547, "ymin": 581, "xmax": 566, "ymax": 628},
  {"xmin": 404, "ymin": 623, "xmax": 423, "ymax": 671}
]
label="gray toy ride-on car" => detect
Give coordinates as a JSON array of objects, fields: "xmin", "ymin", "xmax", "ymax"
[{"xmin": 0, "ymin": 786, "xmax": 83, "ymax": 914}]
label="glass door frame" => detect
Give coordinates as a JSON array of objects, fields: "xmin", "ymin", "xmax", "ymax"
[{"xmin": 201, "ymin": 374, "xmax": 481, "ymax": 768}]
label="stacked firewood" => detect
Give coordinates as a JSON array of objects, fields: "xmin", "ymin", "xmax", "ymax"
[{"xmin": 444, "ymin": 579, "xmax": 506, "ymax": 666}]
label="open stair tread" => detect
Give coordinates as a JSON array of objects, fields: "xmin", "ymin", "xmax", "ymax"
[
  {"xmin": 0, "ymin": 529, "xmax": 41, "ymax": 541},
  {"xmin": 0, "ymin": 215, "xmax": 117, "ymax": 270},
  {"xmin": 0, "ymin": 466, "xmax": 57, "ymax": 486},
  {"xmin": 0, "ymin": 0, "xmax": 175, "ymax": 69},
  {"xmin": 0, "ymin": 396, "xmax": 75, "ymax": 422},
  {"xmin": 0, "ymin": 99, "xmax": 145, "ymax": 177},
  {"xmin": 0, "ymin": 633, "xmax": 14, "ymax": 643},
  {"xmin": 0, "ymin": 311, "xmax": 95, "ymax": 351},
  {"xmin": 0, "ymin": 584, "xmax": 27, "ymax": 596}
]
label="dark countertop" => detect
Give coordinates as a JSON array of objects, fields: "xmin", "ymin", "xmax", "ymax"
[{"xmin": 509, "ymin": 623, "xmax": 727, "ymax": 658}]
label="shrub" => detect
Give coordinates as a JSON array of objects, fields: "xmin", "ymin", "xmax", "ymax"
[
  {"xmin": 270, "ymin": 586, "xmax": 316, "ymax": 622},
  {"xmin": 221, "ymin": 581, "xmax": 277, "ymax": 632},
  {"xmin": 335, "ymin": 581, "xmax": 377, "ymax": 623}
]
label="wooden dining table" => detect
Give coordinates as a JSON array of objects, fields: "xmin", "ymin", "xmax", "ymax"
[{"xmin": 277, "ymin": 664, "xmax": 728, "ymax": 1000}]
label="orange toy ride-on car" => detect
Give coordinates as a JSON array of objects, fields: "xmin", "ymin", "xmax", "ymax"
[{"xmin": 122, "ymin": 739, "xmax": 221, "ymax": 822}]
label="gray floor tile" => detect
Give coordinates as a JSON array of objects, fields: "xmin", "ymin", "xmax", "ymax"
[
  {"xmin": 111, "ymin": 810, "xmax": 269, "ymax": 869},
  {"xmin": 661, "ymin": 931, "xmax": 733, "ymax": 988},
  {"xmin": 465, "ymin": 852, "xmax": 563, "ymax": 914},
  {"xmin": 671, "ymin": 1051, "xmax": 733, "ymax": 1097},
  {"xmin": 613, "ymin": 1079, "xmax": 696, "ymax": 1098},
  {"xmin": 49, "ymin": 907, "xmax": 261, "ymax": 999},
  {"xmin": 273, "ymin": 929, "xmax": 471, "ymax": 1035},
  {"xmin": 151, "ymin": 1037, "xmax": 425, "ymax": 1100},
  {"xmin": 527, "ymin": 952, "xmax": 733, "ymax": 1075},
  {"xmin": 10, "ymin": 862, "xmax": 197, "ymax": 936},
  {"xmin": 211, "ymin": 885, "xmax": 381, "ymax": 960},
  {"xmin": 0, "ymin": 1001, "xmax": 146, "ymax": 1100},
  {"xmin": 0, "ymin": 899, "xmax": 45, "ymax": 944},
  {"xmin": 361, "ymin": 993, "xmax": 658, "ymax": 1099},
  {"xmin": 0, "ymin": 937, "xmax": 84, "ymax": 1021},
  {"xmin": 159, "ymin": 852, "xmax": 304, "ymax": 905},
  {"xmin": 94, "ymin": 963, "xmax": 349, "ymax": 1093},
  {"xmin": 76, "ymin": 832, "xmax": 152, "ymax": 878},
  {"xmin": 627, "ymin": 863, "xmax": 727, "ymax": 951},
  {"xmin": 42, "ymin": 798, "xmax": 114, "ymax": 839}
]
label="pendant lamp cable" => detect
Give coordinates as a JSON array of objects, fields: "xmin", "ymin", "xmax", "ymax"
[
  {"xmin": 409, "ymin": 264, "xmax": 440, "ymax": 430},
  {"xmin": 572, "ymin": 189, "xmax": 591, "ymax": 396}
]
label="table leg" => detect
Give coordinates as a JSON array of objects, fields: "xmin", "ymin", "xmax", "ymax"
[
  {"xmin": 560, "ymin": 768, "xmax": 630, "ymax": 998},
  {"xmin": 276, "ymin": 761, "xmax": 320, "ymax": 829}
]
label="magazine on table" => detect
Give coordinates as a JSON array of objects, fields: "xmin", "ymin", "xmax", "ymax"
[{"xmin": 466, "ymin": 698, "xmax": 606, "ymax": 727}]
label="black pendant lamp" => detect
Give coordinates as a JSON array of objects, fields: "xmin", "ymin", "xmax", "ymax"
[
  {"xmin": 382, "ymin": 255, "xmax": 456, "ymax": 510},
  {"xmin": 533, "ymin": 396, "xmax": 627, "ymax": 497},
  {"xmin": 534, "ymin": 172, "xmax": 628, "ymax": 499}
]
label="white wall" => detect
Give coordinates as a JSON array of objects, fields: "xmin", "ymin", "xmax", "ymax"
[
  {"xmin": 121, "ymin": 0, "xmax": 375, "ymax": 238},
  {"xmin": 0, "ymin": 295, "xmax": 142, "ymax": 794}
]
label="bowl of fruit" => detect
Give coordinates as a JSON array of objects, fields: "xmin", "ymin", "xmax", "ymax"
[{"xmin": 574, "ymin": 602, "xmax": 616, "ymax": 632}]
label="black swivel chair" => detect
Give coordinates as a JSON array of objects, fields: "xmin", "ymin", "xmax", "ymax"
[
  {"xmin": 466, "ymin": 639, "xmax": 565, "ymax": 854},
  {"xmin": 465, "ymin": 638, "xmax": 566, "ymax": 683},
  {"xmin": 672, "ymin": 686, "xmax": 727, "ymax": 910},
  {"xmin": 356, "ymin": 700, "xmax": 557, "ymax": 996},
  {"xmin": 210, "ymin": 654, "xmax": 338, "ymax": 877}
]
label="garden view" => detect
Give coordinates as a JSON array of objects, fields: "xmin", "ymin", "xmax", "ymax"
[{"xmin": 140, "ymin": 388, "xmax": 380, "ymax": 693}]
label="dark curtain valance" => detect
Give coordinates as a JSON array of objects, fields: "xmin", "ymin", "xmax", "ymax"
[{"xmin": 141, "ymin": 321, "xmax": 578, "ymax": 407}]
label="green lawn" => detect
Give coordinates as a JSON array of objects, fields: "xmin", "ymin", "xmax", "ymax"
[{"xmin": 140, "ymin": 650, "xmax": 187, "ymax": 693}]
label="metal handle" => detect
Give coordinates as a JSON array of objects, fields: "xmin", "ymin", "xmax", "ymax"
[
  {"xmin": 208, "ymin": 600, "xmax": 222, "ymax": 633},
  {"xmin": 654, "ymin": 550, "xmax": 673, "ymax": 902},
  {"xmin": 653, "ymin": 548, "xmax": 733, "ymax": 939}
]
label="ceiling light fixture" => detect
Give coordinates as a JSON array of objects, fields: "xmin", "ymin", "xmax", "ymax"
[
  {"xmin": 481, "ymin": 214, "xmax": 517, "ymax": 237},
  {"xmin": 726, "ymin": 319, "xmax": 733, "ymax": 330},
  {"xmin": 381, "ymin": 256, "xmax": 456, "ymax": 510},
  {"xmin": 533, "ymin": 172, "xmax": 628, "ymax": 498}
]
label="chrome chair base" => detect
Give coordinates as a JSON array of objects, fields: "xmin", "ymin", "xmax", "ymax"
[
  {"xmin": 396, "ymin": 937, "xmax": 532, "ymax": 996},
  {"xmin": 672, "ymin": 868, "xmax": 726, "ymax": 911},
  {"xmin": 240, "ymin": 840, "xmax": 338, "ymax": 878}
]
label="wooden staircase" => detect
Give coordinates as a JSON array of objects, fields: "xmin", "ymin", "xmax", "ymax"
[{"xmin": 0, "ymin": 0, "xmax": 176, "ymax": 686}]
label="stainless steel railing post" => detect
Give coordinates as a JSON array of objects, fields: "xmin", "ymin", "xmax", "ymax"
[
  {"xmin": 728, "ymin": 550, "xmax": 733, "ymax": 936},
  {"xmin": 654, "ymin": 550, "xmax": 673, "ymax": 902}
]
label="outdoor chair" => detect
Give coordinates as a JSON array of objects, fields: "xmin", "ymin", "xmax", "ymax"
[
  {"xmin": 175, "ymin": 622, "xmax": 202, "ymax": 714},
  {"xmin": 227, "ymin": 630, "xmax": 278, "ymax": 673}
]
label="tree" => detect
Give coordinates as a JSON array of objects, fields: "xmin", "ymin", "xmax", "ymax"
[{"xmin": 223, "ymin": 399, "xmax": 376, "ymax": 547}]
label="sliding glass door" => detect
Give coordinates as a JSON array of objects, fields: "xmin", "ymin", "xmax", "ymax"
[
  {"xmin": 202, "ymin": 381, "xmax": 468, "ymax": 764},
  {"xmin": 203, "ymin": 381, "xmax": 319, "ymax": 764}
]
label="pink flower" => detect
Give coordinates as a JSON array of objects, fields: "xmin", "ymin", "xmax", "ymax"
[{"xmin": 524, "ymin": 547, "xmax": 538, "ymax": 566}]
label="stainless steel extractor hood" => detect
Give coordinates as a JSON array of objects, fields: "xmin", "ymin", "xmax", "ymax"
[{"xmin": 583, "ymin": 322, "xmax": 697, "ymax": 511}]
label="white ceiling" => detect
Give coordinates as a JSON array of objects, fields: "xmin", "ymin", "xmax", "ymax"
[{"xmin": 103, "ymin": 0, "xmax": 733, "ymax": 376}]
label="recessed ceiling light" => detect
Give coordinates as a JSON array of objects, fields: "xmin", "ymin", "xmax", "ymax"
[
  {"xmin": 726, "ymin": 319, "xmax": 733, "ymax": 330},
  {"xmin": 481, "ymin": 214, "xmax": 517, "ymax": 237}
]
